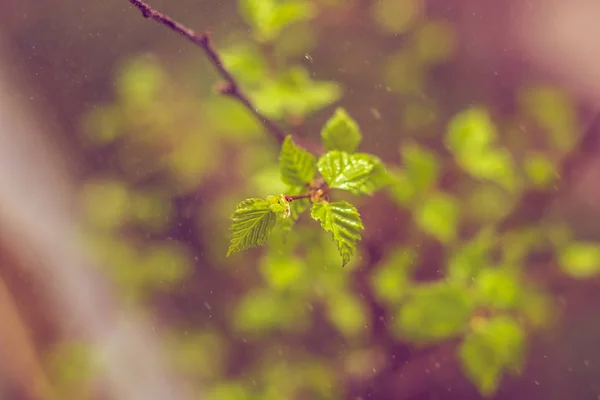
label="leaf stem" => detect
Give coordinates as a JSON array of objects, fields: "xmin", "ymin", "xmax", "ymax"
[
  {"xmin": 127, "ymin": 0, "xmax": 287, "ymax": 145},
  {"xmin": 284, "ymin": 193, "xmax": 312, "ymax": 202}
]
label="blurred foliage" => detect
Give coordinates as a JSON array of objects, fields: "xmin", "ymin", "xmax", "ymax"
[{"xmin": 46, "ymin": 0, "xmax": 599, "ymax": 399}]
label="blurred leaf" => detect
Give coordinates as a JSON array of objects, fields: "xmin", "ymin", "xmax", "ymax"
[
  {"xmin": 386, "ymin": 167, "xmax": 417, "ymax": 206},
  {"xmin": 395, "ymin": 282, "xmax": 473, "ymax": 343},
  {"xmin": 280, "ymin": 135, "xmax": 317, "ymax": 186},
  {"xmin": 414, "ymin": 19, "xmax": 457, "ymax": 64},
  {"xmin": 227, "ymin": 198, "xmax": 277, "ymax": 256},
  {"xmin": 446, "ymin": 107, "xmax": 518, "ymax": 192},
  {"xmin": 500, "ymin": 227, "xmax": 543, "ymax": 265},
  {"xmin": 273, "ymin": 21, "xmax": 317, "ymax": 59},
  {"xmin": 260, "ymin": 252, "xmax": 306, "ymax": 290},
  {"xmin": 203, "ymin": 97, "xmax": 263, "ymax": 138},
  {"xmin": 558, "ymin": 242, "xmax": 600, "ymax": 278},
  {"xmin": 371, "ymin": 247, "xmax": 417, "ymax": 303},
  {"xmin": 251, "ymin": 67, "xmax": 341, "ymax": 119},
  {"xmin": 233, "ymin": 289, "xmax": 304, "ymax": 333},
  {"xmin": 519, "ymin": 289, "xmax": 554, "ymax": 329},
  {"xmin": 318, "ymin": 151, "xmax": 387, "ymax": 195},
  {"xmin": 81, "ymin": 105, "xmax": 122, "ymax": 146},
  {"xmin": 414, "ymin": 192, "xmax": 460, "ymax": 243},
  {"xmin": 129, "ymin": 190, "xmax": 173, "ymax": 233},
  {"xmin": 326, "ymin": 291, "xmax": 368, "ymax": 337},
  {"xmin": 465, "ymin": 184, "xmax": 516, "ymax": 223},
  {"xmin": 459, "ymin": 316, "xmax": 525, "ymax": 396},
  {"xmin": 447, "ymin": 227, "xmax": 495, "ymax": 283},
  {"xmin": 446, "ymin": 107, "xmax": 497, "ymax": 153},
  {"xmin": 311, "ymin": 201, "xmax": 364, "ymax": 266},
  {"xmin": 116, "ymin": 56, "xmax": 167, "ymax": 109},
  {"xmin": 523, "ymin": 152, "xmax": 558, "ymax": 188},
  {"xmin": 221, "ymin": 43, "xmax": 268, "ymax": 85},
  {"xmin": 80, "ymin": 179, "xmax": 130, "ymax": 230},
  {"xmin": 518, "ymin": 84, "xmax": 577, "ymax": 151},
  {"xmin": 168, "ymin": 131, "xmax": 219, "ymax": 190},
  {"xmin": 321, "ymin": 107, "xmax": 362, "ymax": 153},
  {"xmin": 240, "ymin": 0, "xmax": 315, "ymax": 43},
  {"xmin": 371, "ymin": 0, "xmax": 421, "ymax": 34},
  {"xmin": 142, "ymin": 242, "xmax": 191, "ymax": 286},
  {"xmin": 46, "ymin": 341, "xmax": 99, "ymax": 400},
  {"xmin": 401, "ymin": 142, "xmax": 439, "ymax": 193},
  {"xmin": 474, "ymin": 268, "xmax": 521, "ymax": 310},
  {"xmin": 251, "ymin": 165, "xmax": 290, "ymax": 197},
  {"xmin": 384, "ymin": 51, "xmax": 425, "ymax": 94}
]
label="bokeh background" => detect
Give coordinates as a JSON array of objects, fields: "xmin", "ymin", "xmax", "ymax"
[{"xmin": 1, "ymin": 0, "xmax": 600, "ymax": 399}]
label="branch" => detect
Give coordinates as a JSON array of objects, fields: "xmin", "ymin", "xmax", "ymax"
[{"xmin": 127, "ymin": 0, "xmax": 287, "ymax": 145}]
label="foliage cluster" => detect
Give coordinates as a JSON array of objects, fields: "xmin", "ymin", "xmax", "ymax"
[{"xmin": 43, "ymin": 0, "xmax": 600, "ymax": 399}]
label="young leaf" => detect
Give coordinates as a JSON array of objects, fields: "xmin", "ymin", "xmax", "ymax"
[
  {"xmin": 280, "ymin": 135, "xmax": 317, "ymax": 186},
  {"xmin": 227, "ymin": 198, "xmax": 277, "ymax": 256},
  {"xmin": 311, "ymin": 201, "xmax": 364, "ymax": 266},
  {"xmin": 321, "ymin": 108, "xmax": 362, "ymax": 153},
  {"xmin": 318, "ymin": 151, "xmax": 386, "ymax": 195}
]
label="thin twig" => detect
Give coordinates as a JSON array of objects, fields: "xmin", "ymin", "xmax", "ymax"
[{"xmin": 127, "ymin": 0, "xmax": 287, "ymax": 144}]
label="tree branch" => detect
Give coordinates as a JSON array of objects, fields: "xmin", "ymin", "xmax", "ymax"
[{"xmin": 127, "ymin": 0, "xmax": 287, "ymax": 145}]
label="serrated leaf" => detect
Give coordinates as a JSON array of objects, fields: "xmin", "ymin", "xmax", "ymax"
[
  {"xmin": 280, "ymin": 135, "xmax": 317, "ymax": 186},
  {"xmin": 311, "ymin": 201, "xmax": 364, "ymax": 266},
  {"xmin": 227, "ymin": 198, "xmax": 277, "ymax": 256},
  {"xmin": 458, "ymin": 316, "xmax": 525, "ymax": 397},
  {"xmin": 318, "ymin": 151, "xmax": 387, "ymax": 195},
  {"xmin": 357, "ymin": 154, "xmax": 391, "ymax": 194},
  {"xmin": 321, "ymin": 108, "xmax": 362, "ymax": 153}
]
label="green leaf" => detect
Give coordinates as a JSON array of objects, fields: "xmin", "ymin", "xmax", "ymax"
[
  {"xmin": 239, "ymin": 0, "xmax": 315, "ymax": 43},
  {"xmin": 260, "ymin": 252, "xmax": 305, "ymax": 291},
  {"xmin": 446, "ymin": 107, "xmax": 518, "ymax": 192},
  {"xmin": 558, "ymin": 242, "xmax": 600, "ymax": 278},
  {"xmin": 251, "ymin": 67, "xmax": 341, "ymax": 119},
  {"xmin": 414, "ymin": 192, "xmax": 460, "ymax": 243},
  {"xmin": 446, "ymin": 106, "xmax": 497, "ymax": 154},
  {"xmin": 326, "ymin": 291, "xmax": 368, "ymax": 337},
  {"xmin": 311, "ymin": 201, "xmax": 364, "ymax": 266},
  {"xmin": 474, "ymin": 268, "xmax": 521, "ymax": 310},
  {"xmin": 227, "ymin": 198, "xmax": 277, "ymax": 256},
  {"xmin": 401, "ymin": 142, "xmax": 440, "ymax": 192},
  {"xmin": 523, "ymin": 152, "xmax": 558, "ymax": 188},
  {"xmin": 459, "ymin": 316, "xmax": 525, "ymax": 397},
  {"xmin": 318, "ymin": 151, "xmax": 387, "ymax": 195},
  {"xmin": 395, "ymin": 282, "xmax": 473, "ymax": 343},
  {"xmin": 220, "ymin": 43, "xmax": 268, "ymax": 85},
  {"xmin": 321, "ymin": 108, "xmax": 362, "ymax": 153},
  {"xmin": 279, "ymin": 135, "xmax": 317, "ymax": 186},
  {"xmin": 447, "ymin": 228, "xmax": 495, "ymax": 283},
  {"xmin": 370, "ymin": 247, "xmax": 417, "ymax": 303}
]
